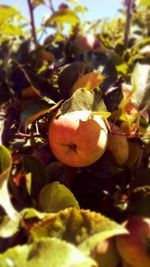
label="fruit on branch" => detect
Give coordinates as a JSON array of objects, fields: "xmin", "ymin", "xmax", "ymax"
[
  {"xmin": 91, "ymin": 237, "xmax": 120, "ymax": 267},
  {"xmin": 107, "ymin": 124, "xmax": 129, "ymax": 166},
  {"xmin": 48, "ymin": 110, "xmax": 108, "ymax": 167},
  {"xmin": 125, "ymin": 141, "xmax": 141, "ymax": 167},
  {"xmin": 74, "ymin": 33, "xmax": 100, "ymax": 54},
  {"xmin": 116, "ymin": 215, "xmax": 150, "ymax": 267}
]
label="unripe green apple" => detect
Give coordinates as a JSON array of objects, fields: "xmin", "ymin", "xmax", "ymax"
[
  {"xmin": 116, "ymin": 215, "xmax": 150, "ymax": 267},
  {"xmin": 48, "ymin": 110, "xmax": 108, "ymax": 167}
]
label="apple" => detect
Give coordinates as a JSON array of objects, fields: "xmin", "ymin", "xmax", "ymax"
[
  {"xmin": 116, "ymin": 215, "xmax": 150, "ymax": 267},
  {"xmin": 74, "ymin": 33, "xmax": 100, "ymax": 54},
  {"xmin": 91, "ymin": 237, "xmax": 120, "ymax": 267},
  {"xmin": 48, "ymin": 110, "xmax": 108, "ymax": 167},
  {"xmin": 125, "ymin": 141, "xmax": 141, "ymax": 168},
  {"xmin": 107, "ymin": 124, "xmax": 129, "ymax": 166}
]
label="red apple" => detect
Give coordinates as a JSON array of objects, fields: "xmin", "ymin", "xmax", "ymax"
[
  {"xmin": 116, "ymin": 215, "xmax": 150, "ymax": 267},
  {"xmin": 48, "ymin": 110, "xmax": 108, "ymax": 167},
  {"xmin": 74, "ymin": 33, "xmax": 100, "ymax": 54},
  {"xmin": 92, "ymin": 237, "xmax": 120, "ymax": 267}
]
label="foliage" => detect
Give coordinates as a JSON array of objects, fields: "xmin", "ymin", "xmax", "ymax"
[{"xmin": 0, "ymin": 0, "xmax": 150, "ymax": 266}]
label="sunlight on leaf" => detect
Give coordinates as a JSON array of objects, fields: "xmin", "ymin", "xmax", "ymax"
[
  {"xmin": 71, "ymin": 72, "xmax": 105, "ymax": 94},
  {"xmin": 0, "ymin": 145, "xmax": 18, "ymax": 220},
  {"xmin": 132, "ymin": 63, "xmax": 150, "ymax": 110},
  {"xmin": 138, "ymin": 0, "xmax": 150, "ymax": 6},
  {"xmin": 0, "ymin": 237, "xmax": 96, "ymax": 267},
  {"xmin": 39, "ymin": 182, "xmax": 79, "ymax": 212},
  {"xmin": 30, "ymin": 207, "xmax": 127, "ymax": 254},
  {"xmin": 0, "ymin": 216, "xmax": 20, "ymax": 238},
  {"xmin": 44, "ymin": 9, "xmax": 79, "ymax": 27},
  {"xmin": 59, "ymin": 88, "xmax": 107, "ymax": 115}
]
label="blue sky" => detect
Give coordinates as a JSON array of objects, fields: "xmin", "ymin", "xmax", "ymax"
[{"xmin": 3, "ymin": 0, "xmax": 123, "ymax": 26}]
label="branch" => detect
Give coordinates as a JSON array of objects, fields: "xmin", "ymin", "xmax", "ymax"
[
  {"xmin": 49, "ymin": 0, "xmax": 55, "ymax": 12},
  {"xmin": 124, "ymin": 0, "xmax": 132, "ymax": 48},
  {"xmin": 27, "ymin": 0, "xmax": 38, "ymax": 47}
]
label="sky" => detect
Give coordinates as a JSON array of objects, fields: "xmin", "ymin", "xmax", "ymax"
[{"xmin": 2, "ymin": 0, "xmax": 123, "ymax": 26}]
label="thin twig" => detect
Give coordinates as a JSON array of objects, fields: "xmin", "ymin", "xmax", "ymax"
[
  {"xmin": 124, "ymin": 0, "xmax": 132, "ymax": 47},
  {"xmin": 27, "ymin": 0, "xmax": 38, "ymax": 47},
  {"xmin": 49, "ymin": 0, "xmax": 55, "ymax": 12}
]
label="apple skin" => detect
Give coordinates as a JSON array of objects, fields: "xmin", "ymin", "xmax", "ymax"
[
  {"xmin": 74, "ymin": 34, "xmax": 100, "ymax": 54},
  {"xmin": 116, "ymin": 216, "xmax": 150, "ymax": 267},
  {"xmin": 107, "ymin": 124, "xmax": 129, "ymax": 166},
  {"xmin": 91, "ymin": 237, "xmax": 120, "ymax": 267},
  {"xmin": 48, "ymin": 110, "xmax": 108, "ymax": 167},
  {"xmin": 125, "ymin": 141, "xmax": 141, "ymax": 168}
]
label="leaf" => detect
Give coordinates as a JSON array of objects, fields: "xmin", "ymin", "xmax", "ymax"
[
  {"xmin": 30, "ymin": 208, "xmax": 127, "ymax": 254},
  {"xmin": 138, "ymin": 0, "xmax": 150, "ymax": 6},
  {"xmin": 131, "ymin": 63, "xmax": 150, "ymax": 110},
  {"xmin": 0, "ymin": 237, "xmax": 96, "ymax": 267},
  {"xmin": 39, "ymin": 182, "xmax": 79, "ymax": 212},
  {"xmin": 128, "ymin": 186, "xmax": 150, "ymax": 217},
  {"xmin": 71, "ymin": 72, "xmax": 105, "ymax": 93},
  {"xmin": 0, "ymin": 22, "xmax": 23, "ymax": 36},
  {"xmin": 21, "ymin": 208, "xmax": 49, "ymax": 220},
  {"xmin": 59, "ymin": 88, "xmax": 107, "ymax": 115},
  {"xmin": 95, "ymin": 53, "xmax": 117, "ymax": 92},
  {"xmin": 0, "ymin": 145, "xmax": 18, "ymax": 219},
  {"xmin": 22, "ymin": 155, "xmax": 48, "ymax": 201},
  {"xmin": 44, "ymin": 9, "xmax": 80, "ymax": 27},
  {"xmin": 92, "ymin": 111, "xmax": 111, "ymax": 119},
  {"xmin": 31, "ymin": 0, "xmax": 45, "ymax": 8},
  {"xmin": 20, "ymin": 97, "xmax": 60, "ymax": 131},
  {"xmin": 0, "ymin": 216, "xmax": 20, "ymax": 238},
  {"xmin": 36, "ymin": 48, "xmax": 56, "ymax": 64},
  {"xmin": 58, "ymin": 61, "xmax": 92, "ymax": 99},
  {"xmin": 20, "ymin": 65, "xmax": 59, "ymax": 101},
  {"xmin": 0, "ymin": 5, "xmax": 21, "ymax": 23}
]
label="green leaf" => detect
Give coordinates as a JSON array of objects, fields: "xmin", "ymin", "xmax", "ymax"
[
  {"xmin": 21, "ymin": 208, "xmax": 49, "ymax": 220},
  {"xmin": 59, "ymin": 88, "xmax": 107, "ymax": 115},
  {"xmin": 0, "ymin": 238, "xmax": 96, "ymax": 267},
  {"xmin": 0, "ymin": 5, "xmax": 21, "ymax": 23},
  {"xmin": 138, "ymin": 0, "xmax": 150, "ymax": 6},
  {"xmin": 30, "ymin": 208, "xmax": 127, "ymax": 253},
  {"xmin": 22, "ymin": 155, "xmax": 48, "ymax": 201},
  {"xmin": 44, "ymin": 9, "xmax": 80, "ymax": 27},
  {"xmin": 0, "ymin": 216, "xmax": 20, "ymax": 238},
  {"xmin": 20, "ymin": 97, "xmax": 58, "ymax": 131},
  {"xmin": 0, "ymin": 22, "xmax": 23, "ymax": 36},
  {"xmin": 39, "ymin": 182, "xmax": 79, "ymax": 212},
  {"xmin": 132, "ymin": 63, "xmax": 150, "ymax": 110},
  {"xmin": 0, "ymin": 145, "xmax": 18, "ymax": 219}
]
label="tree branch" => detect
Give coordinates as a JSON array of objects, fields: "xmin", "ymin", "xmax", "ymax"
[
  {"xmin": 27, "ymin": 0, "xmax": 38, "ymax": 47},
  {"xmin": 124, "ymin": 0, "xmax": 132, "ymax": 47},
  {"xmin": 49, "ymin": 0, "xmax": 55, "ymax": 12}
]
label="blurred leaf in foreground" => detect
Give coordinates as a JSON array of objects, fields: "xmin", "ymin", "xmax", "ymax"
[
  {"xmin": 0, "ymin": 237, "xmax": 96, "ymax": 267},
  {"xmin": 0, "ymin": 145, "xmax": 18, "ymax": 219},
  {"xmin": 30, "ymin": 207, "xmax": 127, "ymax": 255},
  {"xmin": 39, "ymin": 182, "xmax": 79, "ymax": 212}
]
